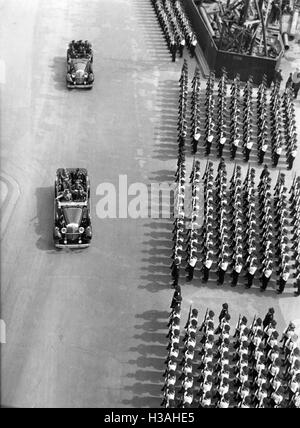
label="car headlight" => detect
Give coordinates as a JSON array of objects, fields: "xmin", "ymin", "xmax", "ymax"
[
  {"xmin": 84, "ymin": 73, "xmax": 88, "ymax": 78},
  {"xmin": 61, "ymin": 227, "xmax": 67, "ymax": 234},
  {"xmin": 71, "ymin": 73, "xmax": 76, "ymax": 79},
  {"xmin": 79, "ymin": 227, "xmax": 85, "ymax": 234},
  {"xmin": 55, "ymin": 227, "xmax": 62, "ymax": 238}
]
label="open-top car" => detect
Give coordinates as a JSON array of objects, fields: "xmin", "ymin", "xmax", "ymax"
[
  {"xmin": 54, "ymin": 168, "xmax": 92, "ymax": 248},
  {"xmin": 66, "ymin": 40, "xmax": 94, "ymax": 89}
]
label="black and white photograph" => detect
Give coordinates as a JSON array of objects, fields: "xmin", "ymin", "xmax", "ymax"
[{"xmin": 0, "ymin": 0, "xmax": 300, "ymax": 411}]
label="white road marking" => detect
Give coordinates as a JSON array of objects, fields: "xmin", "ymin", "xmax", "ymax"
[
  {"xmin": 0, "ymin": 180, "xmax": 8, "ymax": 205},
  {"xmin": 0, "ymin": 319, "xmax": 6, "ymax": 344},
  {"xmin": 0, "ymin": 59, "xmax": 6, "ymax": 84},
  {"xmin": 0, "ymin": 172, "xmax": 20, "ymax": 238}
]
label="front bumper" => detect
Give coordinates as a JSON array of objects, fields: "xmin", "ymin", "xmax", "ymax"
[
  {"xmin": 55, "ymin": 242, "xmax": 91, "ymax": 249},
  {"xmin": 67, "ymin": 83, "xmax": 93, "ymax": 89}
]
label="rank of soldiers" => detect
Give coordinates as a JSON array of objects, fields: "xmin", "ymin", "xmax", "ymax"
[
  {"xmin": 151, "ymin": 0, "xmax": 198, "ymax": 62},
  {"xmin": 187, "ymin": 67, "xmax": 298, "ymax": 168},
  {"xmin": 162, "ymin": 301, "xmax": 300, "ymax": 408},
  {"xmin": 172, "ymin": 157, "xmax": 299, "ymax": 295}
]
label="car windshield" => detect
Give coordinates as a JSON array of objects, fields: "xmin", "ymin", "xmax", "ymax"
[
  {"xmin": 63, "ymin": 207, "xmax": 83, "ymax": 225},
  {"xmin": 72, "ymin": 59, "xmax": 88, "ymax": 70}
]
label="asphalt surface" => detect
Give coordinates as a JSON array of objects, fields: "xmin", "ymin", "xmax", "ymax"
[{"xmin": 0, "ymin": 0, "xmax": 299, "ymax": 408}]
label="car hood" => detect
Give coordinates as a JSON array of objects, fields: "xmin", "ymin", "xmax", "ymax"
[
  {"xmin": 71, "ymin": 59, "xmax": 89, "ymax": 72},
  {"xmin": 63, "ymin": 207, "xmax": 83, "ymax": 226}
]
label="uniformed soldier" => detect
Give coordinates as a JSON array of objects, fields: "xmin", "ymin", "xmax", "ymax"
[
  {"xmin": 246, "ymin": 256, "xmax": 258, "ymax": 288},
  {"xmin": 233, "ymin": 315, "xmax": 248, "ymax": 339},
  {"xmin": 161, "ymin": 384, "xmax": 176, "ymax": 407},
  {"xmin": 287, "ymin": 143, "xmax": 298, "ymax": 170},
  {"xmin": 260, "ymin": 260, "xmax": 273, "ymax": 291},
  {"xmin": 198, "ymin": 391, "xmax": 212, "ymax": 408},
  {"xmin": 270, "ymin": 386, "xmax": 284, "ymax": 407},
  {"xmin": 190, "ymin": 34, "xmax": 197, "ymax": 57},
  {"xmin": 267, "ymin": 345, "xmax": 280, "ymax": 367},
  {"xmin": 280, "ymin": 322, "xmax": 296, "ymax": 347},
  {"xmin": 277, "ymin": 264, "xmax": 290, "ymax": 294},
  {"xmin": 244, "ymin": 137, "xmax": 253, "ymax": 162},
  {"xmin": 170, "ymin": 37, "xmax": 177, "ymax": 62},
  {"xmin": 161, "ymin": 369, "xmax": 176, "ymax": 392},
  {"xmin": 253, "ymin": 383, "xmax": 268, "ymax": 407},
  {"xmin": 214, "ymin": 377, "xmax": 230, "ymax": 400},
  {"xmin": 202, "ymin": 250, "xmax": 213, "ymax": 283},
  {"xmin": 218, "ymin": 303, "xmax": 229, "ymax": 325},
  {"xmin": 167, "ymin": 328, "xmax": 180, "ymax": 353},
  {"xmin": 184, "ymin": 331, "xmax": 197, "ymax": 351},
  {"xmin": 283, "ymin": 347, "xmax": 300, "ymax": 375},
  {"xmin": 170, "ymin": 255, "xmax": 181, "ymax": 287},
  {"xmin": 165, "ymin": 342, "xmax": 180, "ymax": 365},
  {"xmin": 197, "ymin": 374, "xmax": 213, "ymax": 397},
  {"xmin": 286, "ymin": 373, "xmax": 300, "ymax": 402},
  {"xmin": 254, "ymin": 368, "xmax": 268, "ymax": 393},
  {"xmin": 192, "ymin": 127, "xmax": 201, "ymax": 155},
  {"xmin": 273, "ymin": 142, "xmax": 283, "ymax": 167},
  {"xmin": 170, "ymin": 286, "xmax": 182, "ymax": 309},
  {"xmin": 258, "ymin": 137, "xmax": 268, "ymax": 164},
  {"xmin": 263, "ymin": 308, "xmax": 275, "ymax": 329},
  {"xmin": 234, "ymin": 365, "xmax": 249, "ymax": 388},
  {"xmin": 216, "ymin": 392, "xmax": 230, "ymax": 408},
  {"xmin": 216, "ymin": 325, "xmax": 231, "ymax": 347},
  {"xmin": 283, "ymin": 333, "xmax": 298, "ymax": 360},
  {"xmin": 199, "ymin": 309, "xmax": 215, "ymax": 332},
  {"xmin": 197, "ymin": 348, "xmax": 213, "ymax": 371},
  {"xmin": 179, "ymin": 345, "xmax": 195, "ymax": 366},
  {"xmin": 294, "ymin": 271, "xmax": 300, "ymax": 296},
  {"xmin": 217, "ymin": 255, "xmax": 229, "ymax": 285},
  {"xmin": 179, "ymin": 372, "xmax": 194, "ymax": 394},
  {"xmin": 290, "ymin": 391, "xmax": 300, "ymax": 408},
  {"xmin": 163, "ymin": 355, "xmax": 177, "ymax": 377},
  {"xmin": 197, "ymin": 362, "xmax": 214, "ymax": 384},
  {"xmin": 185, "ymin": 308, "xmax": 198, "ymax": 328},
  {"xmin": 216, "ymin": 363, "xmax": 230, "ymax": 386},
  {"xmin": 166, "ymin": 316, "xmax": 180, "ymax": 340}
]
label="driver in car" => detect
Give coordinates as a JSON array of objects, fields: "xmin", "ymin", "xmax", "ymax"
[
  {"xmin": 75, "ymin": 169, "xmax": 85, "ymax": 182},
  {"xmin": 56, "ymin": 188, "xmax": 72, "ymax": 202},
  {"xmin": 84, "ymin": 40, "xmax": 92, "ymax": 55},
  {"xmin": 72, "ymin": 180, "xmax": 85, "ymax": 200},
  {"xmin": 68, "ymin": 40, "xmax": 76, "ymax": 57},
  {"xmin": 77, "ymin": 40, "xmax": 84, "ymax": 56},
  {"xmin": 61, "ymin": 169, "xmax": 71, "ymax": 190}
]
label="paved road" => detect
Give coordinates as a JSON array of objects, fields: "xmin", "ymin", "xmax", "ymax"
[
  {"xmin": 0, "ymin": 0, "xmax": 184, "ymax": 408},
  {"xmin": 1, "ymin": 0, "xmax": 300, "ymax": 408}
]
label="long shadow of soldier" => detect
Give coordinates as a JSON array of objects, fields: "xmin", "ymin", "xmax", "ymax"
[{"xmin": 122, "ymin": 310, "xmax": 169, "ymax": 407}]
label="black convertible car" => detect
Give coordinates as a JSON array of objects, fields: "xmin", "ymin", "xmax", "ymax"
[
  {"xmin": 54, "ymin": 168, "xmax": 92, "ymax": 248},
  {"xmin": 66, "ymin": 40, "xmax": 94, "ymax": 89}
]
